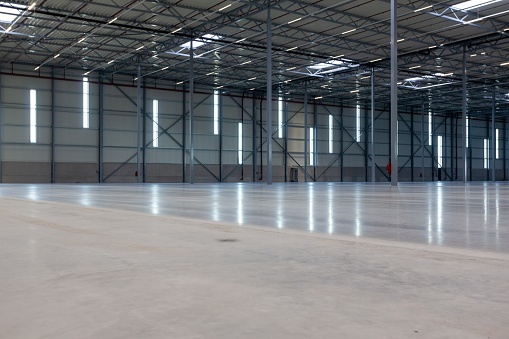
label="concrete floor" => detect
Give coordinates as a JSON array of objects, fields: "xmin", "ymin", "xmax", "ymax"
[{"xmin": 0, "ymin": 182, "xmax": 508, "ymax": 338}]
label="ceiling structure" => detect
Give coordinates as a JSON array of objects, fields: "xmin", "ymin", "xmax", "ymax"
[{"xmin": 1, "ymin": 0, "xmax": 509, "ymax": 118}]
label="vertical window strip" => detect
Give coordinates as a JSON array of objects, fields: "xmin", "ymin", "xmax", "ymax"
[
  {"xmin": 238, "ymin": 122, "xmax": 243, "ymax": 164},
  {"xmin": 328, "ymin": 114, "xmax": 333, "ymax": 154},
  {"xmin": 153, "ymin": 99, "xmax": 159, "ymax": 148},
  {"xmin": 83, "ymin": 77, "xmax": 89, "ymax": 128},
  {"xmin": 437, "ymin": 135, "xmax": 443, "ymax": 169},
  {"xmin": 466, "ymin": 117, "xmax": 469, "ymax": 148},
  {"xmin": 213, "ymin": 90, "xmax": 219, "ymax": 135},
  {"xmin": 496, "ymin": 128, "xmax": 500, "ymax": 159},
  {"xmin": 484, "ymin": 139, "xmax": 489, "ymax": 169},
  {"xmin": 356, "ymin": 104, "xmax": 360, "ymax": 142},
  {"xmin": 310, "ymin": 127, "xmax": 315, "ymax": 166},
  {"xmin": 30, "ymin": 89, "xmax": 36, "ymax": 143},
  {"xmin": 278, "ymin": 97, "xmax": 283, "ymax": 138},
  {"xmin": 428, "ymin": 110, "xmax": 432, "ymax": 146}
]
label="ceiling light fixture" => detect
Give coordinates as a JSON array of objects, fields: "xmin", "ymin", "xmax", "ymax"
[
  {"xmin": 286, "ymin": 46, "xmax": 298, "ymax": 51},
  {"xmin": 236, "ymin": 38, "xmax": 246, "ymax": 43},
  {"xmin": 315, "ymin": 96, "xmax": 323, "ymax": 99},
  {"xmin": 409, "ymin": 65, "xmax": 421, "ymax": 69},
  {"xmin": 248, "ymin": 77, "xmax": 256, "ymax": 81},
  {"xmin": 107, "ymin": 60, "xmax": 114, "ymax": 64},
  {"xmin": 54, "ymin": 54, "xmax": 60, "ymax": 58},
  {"xmin": 501, "ymin": 61, "xmax": 509, "ymax": 66},
  {"xmin": 342, "ymin": 28, "xmax": 356, "ymax": 35},
  {"xmin": 288, "ymin": 18, "xmax": 302, "ymax": 24},
  {"xmin": 172, "ymin": 28, "xmax": 182, "ymax": 34},
  {"xmin": 108, "ymin": 17, "xmax": 118, "ymax": 24},
  {"xmin": 28, "ymin": 2, "xmax": 36, "ymax": 10},
  {"xmin": 177, "ymin": 81, "xmax": 184, "ymax": 85},
  {"xmin": 219, "ymin": 4, "xmax": 232, "ymax": 11},
  {"xmin": 414, "ymin": 5, "xmax": 432, "ymax": 12},
  {"xmin": 350, "ymin": 89, "xmax": 359, "ymax": 93}
]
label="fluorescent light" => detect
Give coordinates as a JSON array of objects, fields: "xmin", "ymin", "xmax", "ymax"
[
  {"xmin": 107, "ymin": 60, "xmax": 114, "ymax": 64},
  {"xmin": 429, "ymin": 45, "xmax": 436, "ymax": 49},
  {"xmin": 248, "ymin": 77, "xmax": 256, "ymax": 81},
  {"xmin": 286, "ymin": 67, "xmax": 297, "ymax": 71},
  {"xmin": 108, "ymin": 17, "xmax": 117, "ymax": 24},
  {"xmin": 370, "ymin": 58, "xmax": 382, "ymax": 62},
  {"xmin": 452, "ymin": 0, "xmax": 501, "ymax": 11},
  {"xmin": 219, "ymin": 4, "xmax": 231, "ymax": 11},
  {"xmin": 409, "ymin": 65, "xmax": 421, "ymax": 69},
  {"xmin": 501, "ymin": 61, "xmax": 509, "ymax": 66},
  {"xmin": 206, "ymin": 72, "xmax": 215, "ymax": 76},
  {"xmin": 78, "ymin": 37, "xmax": 86, "ymax": 43},
  {"xmin": 397, "ymin": 38, "xmax": 405, "ymax": 42},
  {"xmin": 176, "ymin": 81, "xmax": 184, "ymax": 85},
  {"xmin": 161, "ymin": 66, "xmax": 169, "ymax": 70},
  {"xmin": 334, "ymin": 54, "xmax": 345, "ymax": 58},
  {"xmin": 241, "ymin": 61, "xmax": 251, "ymax": 65},
  {"xmin": 315, "ymin": 96, "xmax": 323, "ymax": 99},
  {"xmin": 286, "ymin": 46, "xmax": 298, "ymax": 51},
  {"xmin": 414, "ymin": 5, "xmax": 432, "ymax": 12},
  {"xmin": 34, "ymin": 66, "xmax": 40, "ymax": 70},
  {"xmin": 172, "ymin": 28, "xmax": 182, "ymax": 34},
  {"xmin": 236, "ymin": 38, "xmax": 246, "ymax": 43},
  {"xmin": 136, "ymin": 45, "xmax": 144, "ymax": 50},
  {"xmin": 342, "ymin": 28, "xmax": 356, "ymax": 35},
  {"xmin": 470, "ymin": 54, "xmax": 477, "ymax": 57},
  {"xmin": 350, "ymin": 89, "xmax": 359, "ymax": 93},
  {"xmin": 288, "ymin": 18, "xmax": 301, "ymax": 24},
  {"xmin": 54, "ymin": 54, "xmax": 60, "ymax": 58}
]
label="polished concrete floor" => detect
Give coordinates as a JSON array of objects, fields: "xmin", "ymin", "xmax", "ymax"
[{"xmin": 0, "ymin": 182, "xmax": 508, "ymax": 338}]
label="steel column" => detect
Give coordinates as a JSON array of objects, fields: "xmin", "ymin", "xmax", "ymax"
[
  {"xmin": 411, "ymin": 108, "xmax": 414, "ymax": 182},
  {"xmin": 99, "ymin": 72, "xmax": 104, "ymax": 183},
  {"xmin": 304, "ymin": 88, "xmax": 308, "ymax": 182},
  {"xmin": 136, "ymin": 64, "xmax": 141, "ymax": 184},
  {"xmin": 189, "ymin": 41, "xmax": 195, "ymax": 184},
  {"xmin": 371, "ymin": 68, "xmax": 376, "ymax": 183},
  {"xmin": 284, "ymin": 99, "xmax": 288, "ymax": 182},
  {"xmin": 266, "ymin": 3, "xmax": 273, "ymax": 185},
  {"xmin": 51, "ymin": 68, "xmax": 55, "ymax": 183},
  {"xmin": 0, "ymin": 67, "xmax": 2, "ymax": 182},
  {"xmin": 182, "ymin": 84, "xmax": 186, "ymax": 182},
  {"xmin": 462, "ymin": 45, "xmax": 468, "ymax": 183},
  {"xmin": 252, "ymin": 93, "xmax": 257, "ymax": 182},
  {"xmin": 364, "ymin": 104, "xmax": 368, "ymax": 182},
  {"xmin": 219, "ymin": 92, "xmax": 223, "ymax": 182},
  {"xmin": 390, "ymin": 0, "xmax": 398, "ymax": 186},
  {"xmin": 313, "ymin": 100, "xmax": 317, "ymax": 181},
  {"xmin": 421, "ymin": 96, "xmax": 424, "ymax": 181},
  {"xmin": 340, "ymin": 103, "xmax": 344, "ymax": 182},
  {"xmin": 491, "ymin": 87, "xmax": 496, "ymax": 182},
  {"xmin": 142, "ymin": 78, "xmax": 147, "ymax": 183}
]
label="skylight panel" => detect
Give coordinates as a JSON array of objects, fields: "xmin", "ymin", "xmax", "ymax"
[
  {"xmin": 0, "ymin": 2, "xmax": 26, "ymax": 23},
  {"xmin": 180, "ymin": 34, "xmax": 221, "ymax": 49},
  {"xmin": 452, "ymin": 0, "xmax": 501, "ymax": 11}
]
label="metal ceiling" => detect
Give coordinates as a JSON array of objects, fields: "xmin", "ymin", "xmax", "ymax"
[{"xmin": 1, "ymin": 0, "xmax": 509, "ymax": 118}]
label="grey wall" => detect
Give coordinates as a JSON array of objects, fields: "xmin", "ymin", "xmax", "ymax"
[{"xmin": 0, "ymin": 64, "xmax": 507, "ymax": 183}]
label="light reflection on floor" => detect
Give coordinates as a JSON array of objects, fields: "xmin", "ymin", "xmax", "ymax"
[{"xmin": 0, "ymin": 182, "xmax": 507, "ymax": 253}]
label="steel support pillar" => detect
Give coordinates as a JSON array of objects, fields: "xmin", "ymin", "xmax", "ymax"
[
  {"xmin": 266, "ymin": 4, "xmax": 273, "ymax": 185},
  {"xmin": 462, "ymin": 45, "xmax": 468, "ymax": 183},
  {"xmin": 492, "ymin": 87, "xmax": 496, "ymax": 182},
  {"xmin": 340, "ymin": 103, "xmax": 344, "ymax": 182},
  {"xmin": 304, "ymin": 88, "xmax": 308, "ymax": 182},
  {"xmin": 136, "ymin": 64, "xmax": 141, "ymax": 184},
  {"xmin": 313, "ymin": 100, "xmax": 317, "ymax": 181},
  {"xmin": 0, "ymin": 67, "xmax": 2, "ymax": 182},
  {"xmin": 252, "ymin": 93, "xmax": 257, "ymax": 182},
  {"xmin": 99, "ymin": 72, "xmax": 104, "ymax": 183},
  {"xmin": 219, "ymin": 93, "xmax": 223, "ymax": 182},
  {"xmin": 411, "ymin": 108, "xmax": 414, "ymax": 182},
  {"xmin": 371, "ymin": 68, "xmax": 376, "ymax": 183},
  {"xmin": 390, "ymin": 0, "xmax": 398, "ymax": 186},
  {"xmin": 51, "ymin": 68, "xmax": 55, "ymax": 183},
  {"xmin": 421, "ymin": 96, "xmax": 424, "ymax": 181},
  {"xmin": 364, "ymin": 103, "xmax": 368, "ymax": 182},
  {"xmin": 182, "ymin": 84, "xmax": 186, "ymax": 182},
  {"xmin": 142, "ymin": 78, "xmax": 147, "ymax": 183},
  {"xmin": 284, "ymin": 99, "xmax": 288, "ymax": 182},
  {"xmin": 189, "ymin": 42, "xmax": 195, "ymax": 184}
]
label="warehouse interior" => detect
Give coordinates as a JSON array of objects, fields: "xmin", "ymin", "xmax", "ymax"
[{"xmin": 1, "ymin": 0, "xmax": 509, "ymax": 337}]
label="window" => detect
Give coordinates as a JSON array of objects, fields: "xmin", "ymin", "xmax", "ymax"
[
  {"xmin": 30, "ymin": 89, "xmax": 36, "ymax": 143},
  {"xmin": 328, "ymin": 114, "xmax": 333, "ymax": 153},
  {"xmin": 428, "ymin": 110, "xmax": 432, "ymax": 146},
  {"xmin": 238, "ymin": 123, "xmax": 243, "ymax": 164},
  {"xmin": 484, "ymin": 139, "xmax": 489, "ymax": 169},
  {"xmin": 83, "ymin": 77, "xmax": 89, "ymax": 128},
  {"xmin": 356, "ymin": 104, "xmax": 361, "ymax": 142},
  {"xmin": 153, "ymin": 99, "xmax": 159, "ymax": 147},
  {"xmin": 310, "ymin": 127, "xmax": 315, "ymax": 165},
  {"xmin": 437, "ymin": 135, "xmax": 443, "ymax": 169},
  {"xmin": 466, "ymin": 117, "xmax": 469, "ymax": 148},
  {"xmin": 496, "ymin": 128, "xmax": 500, "ymax": 159},
  {"xmin": 278, "ymin": 97, "xmax": 283, "ymax": 138},
  {"xmin": 213, "ymin": 90, "xmax": 219, "ymax": 135}
]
